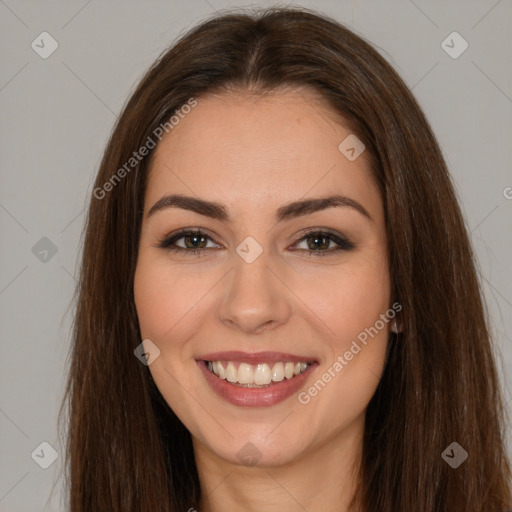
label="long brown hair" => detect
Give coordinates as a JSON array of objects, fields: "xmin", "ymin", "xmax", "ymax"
[{"xmin": 58, "ymin": 6, "xmax": 512, "ymax": 511}]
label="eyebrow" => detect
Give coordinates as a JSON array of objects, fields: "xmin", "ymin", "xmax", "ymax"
[{"xmin": 146, "ymin": 193, "xmax": 373, "ymax": 223}]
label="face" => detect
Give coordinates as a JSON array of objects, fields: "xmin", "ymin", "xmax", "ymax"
[{"xmin": 134, "ymin": 88, "xmax": 392, "ymax": 468}]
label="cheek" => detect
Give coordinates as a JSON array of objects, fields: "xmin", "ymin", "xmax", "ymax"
[
  {"xmin": 133, "ymin": 258, "xmax": 197, "ymax": 345},
  {"xmin": 134, "ymin": 262, "xmax": 171, "ymax": 340},
  {"xmin": 294, "ymin": 262, "xmax": 391, "ymax": 434},
  {"xmin": 133, "ymin": 257, "xmax": 216, "ymax": 435},
  {"xmin": 133, "ymin": 255, "xmax": 226, "ymax": 366},
  {"xmin": 302, "ymin": 254, "xmax": 391, "ymax": 349},
  {"xmin": 134, "ymin": 250, "xmax": 213, "ymax": 324}
]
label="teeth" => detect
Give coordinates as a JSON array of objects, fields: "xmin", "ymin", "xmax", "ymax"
[
  {"xmin": 284, "ymin": 362, "xmax": 295, "ymax": 379},
  {"xmin": 207, "ymin": 360, "xmax": 310, "ymax": 386},
  {"xmin": 238, "ymin": 363, "xmax": 253, "ymax": 384},
  {"xmin": 254, "ymin": 363, "xmax": 272, "ymax": 385},
  {"xmin": 217, "ymin": 361, "xmax": 226, "ymax": 379},
  {"xmin": 226, "ymin": 362, "xmax": 237, "ymax": 383},
  {"xmin": 271, "ymin": 362, "xmax": 285, "ymax": 382}
]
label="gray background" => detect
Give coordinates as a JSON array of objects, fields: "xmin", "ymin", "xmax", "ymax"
[{"xmin": 0, "ymin": 0, "xmax": 511, "ymax": 510}]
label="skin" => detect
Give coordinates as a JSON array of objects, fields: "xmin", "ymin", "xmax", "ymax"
[{"xmin": 133, "ymin": 87, "xmax": 392, "ymax": 512}]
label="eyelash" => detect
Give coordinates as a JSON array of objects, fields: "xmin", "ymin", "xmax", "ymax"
[{"xmin": 156, "ymin": 228, "xmax": 355, "ymax": 257}]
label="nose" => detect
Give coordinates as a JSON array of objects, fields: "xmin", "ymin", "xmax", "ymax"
[{"xmin": 216, "ymin": 249, "xmax": 292, "ymax": 335}]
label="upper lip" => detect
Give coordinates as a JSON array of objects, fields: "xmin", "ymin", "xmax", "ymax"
[{"xmin": 197, "ymin": 351, "xmax": 318, "ymax": 365}]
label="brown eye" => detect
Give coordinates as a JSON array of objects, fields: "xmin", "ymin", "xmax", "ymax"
[
  {"xmin": 157, "ymin": 228, "xmax": 355, "ymax": 257},
  {"xmin": 157, "ymin": 229, "xmax": 220, "ymax": 254},
  {"xmin": 182, "ymin": 233, "xmax": 208, "ymax": 249},
  {"xmin": 293, "ymin": 230, "xmax": 355, "ymax": 256}
]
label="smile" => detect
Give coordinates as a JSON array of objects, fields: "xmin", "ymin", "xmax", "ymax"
[
  {"xmin": 206, "ymin": 360, "xmax": 310, "ymax": 387},
  {"xmin": 196, "ymin": 351, "xmax": 318, "ymax": 407}
]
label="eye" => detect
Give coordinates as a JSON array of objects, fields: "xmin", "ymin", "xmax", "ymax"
[
  {"xmin": 156, "ymin": 228, "xmax": 355, "ymax": 257},
  {"xmin": 291, "ymin": 229, "xmax": 355, "ymax": 256},
  {"xmin": 156, "ymin": 229, "xmax": 220, "ymax": 256}
]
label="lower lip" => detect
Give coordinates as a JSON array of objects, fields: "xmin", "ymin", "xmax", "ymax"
[{"xmin": 197, "ymin": 360, "xmax": 318, "ymax": 407}]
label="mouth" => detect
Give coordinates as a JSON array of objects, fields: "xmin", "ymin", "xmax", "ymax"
[{"xmin": 196, "ymin": 351, "xmax": 319, "ymax": 407}]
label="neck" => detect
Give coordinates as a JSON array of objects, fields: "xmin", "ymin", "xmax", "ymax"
[{"xmin": 194, "ymin": 415, "xmax": 364, "ymax": 512}]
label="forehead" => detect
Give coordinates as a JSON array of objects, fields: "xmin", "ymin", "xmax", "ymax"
[{"xmin": 145, "ymin": 88, "xmax": 382, "ymax": 221}]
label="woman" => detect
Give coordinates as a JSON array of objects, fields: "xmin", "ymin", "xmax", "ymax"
[{"xmin": 59, "ymin": 6, "xmax": 512, "ymax": 511}]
